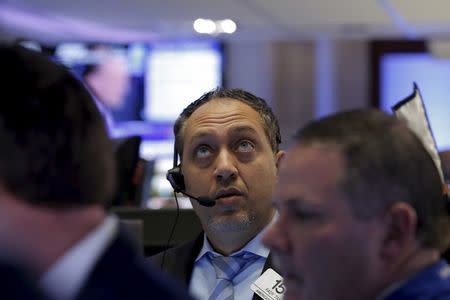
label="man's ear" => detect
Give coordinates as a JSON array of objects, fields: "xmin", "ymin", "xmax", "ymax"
[
  {"xmin": 275, "ymin": 150, "xmax": 285, "ymax": 174},
  {"xmin": 380, "ymin": 202, "xmax": 418, "ymax": 263}
]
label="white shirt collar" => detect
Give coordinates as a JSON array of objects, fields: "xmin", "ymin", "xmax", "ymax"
[
  {"xmin": 195, "ymin": 213, "xmax": 277, "ymax": 261},
  {"xmin": 40, "ymin": 215, "xmax": 119, "ymax": 300}
]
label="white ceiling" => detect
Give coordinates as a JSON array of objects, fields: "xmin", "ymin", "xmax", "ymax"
[{"xmin": 1, "ymin": 0, "xmax": 450, "ymax": 44}]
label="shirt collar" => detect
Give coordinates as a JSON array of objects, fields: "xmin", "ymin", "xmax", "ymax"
[{"xmin": 40, "ymin": 215, "xmax": 119, "ymax": 300}]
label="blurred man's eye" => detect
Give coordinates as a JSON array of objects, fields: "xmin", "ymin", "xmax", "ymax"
[{"xmin": 289, "ymin": 208, "xmax": 323, "ymax": 224}]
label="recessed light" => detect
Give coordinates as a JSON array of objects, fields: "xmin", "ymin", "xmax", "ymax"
[
  {"xmin": 218, "ymin": 19, "xmax": 237, "ymax": 34},
  {"xmin": 193, "ymin": 18, "xmax": 216, "ymax": 34}
]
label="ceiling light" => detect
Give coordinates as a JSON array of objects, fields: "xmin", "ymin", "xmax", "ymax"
[
  {"xmin": 218, "ymin": 19, "xmax": 236, "ymax": 34},
  {"xmin": 193, "ymin": 18, "xmax": 216, "ymax": 34}
]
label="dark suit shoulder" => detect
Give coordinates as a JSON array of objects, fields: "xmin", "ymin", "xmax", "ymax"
[
  {"xmin": 0, "ymin": 259, "xmax": 48, "ymax": 300},
  {"xmin": 150, "ymin": 237, "xmax": 201, "ymax": 266},
  {"xmin": 149, "ymin": 233, "xmax": 204, "ymax": 286},
  {"xmin": 76, "ymin": 227, "xmax": 193, "ymax": 300}
]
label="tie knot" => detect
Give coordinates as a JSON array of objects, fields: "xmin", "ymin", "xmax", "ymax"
[{"xmin": 208, "ymin": 252, "xmax": 258, "ymax": 281}]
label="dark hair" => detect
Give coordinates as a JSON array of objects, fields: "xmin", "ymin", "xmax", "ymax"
[
  {"xmin": 0, "ymin": 45, "xmax": 115, "ymax": 208},
  {"xmin": 294, "ymin": 109, "xmax": 449, "ymax": 250},
  {"xmin": 174, "ymin": 87, "xmax": 281, "ymax": 159}
]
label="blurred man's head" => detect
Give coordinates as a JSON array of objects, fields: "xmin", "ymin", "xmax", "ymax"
[
  {"xmin": 0, "ymin": 45, "xmax": 115, "ymax": 209},
  {"xmin": 0, "ymin": 45, "xmax": 115, "ymax": 272},
  {"xmin": 263, "ymin": 109, "xmax": 449, "ymax": 300}
]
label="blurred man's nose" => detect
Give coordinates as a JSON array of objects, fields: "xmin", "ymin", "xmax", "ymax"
[{"xmin": 262, "ymin": 217, "xmax": 289, "ymax": 252}]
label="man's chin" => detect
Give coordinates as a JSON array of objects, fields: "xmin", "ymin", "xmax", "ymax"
[
  {"xmin": 284, "ymin": 276, "xmax": 306, "ymax": 300},
  {"xmin": 207, "ymin": 214, "xmax": 253, "ymax": 232}
]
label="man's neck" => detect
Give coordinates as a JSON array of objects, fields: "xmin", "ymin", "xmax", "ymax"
[
  {"xmin": 205, "ymin": 211, "xmax": 275, "ymax": 255},
  {"xmin": 391, "ymin": 247, "xmax": 440, "ymax": 282},
  {"xmin": 374, "ymin": 246, "xmax": 441, "ymax": 300},
  {"xmin": 13, "ymin": 204, "xmax": 106, "ymax": 276}
]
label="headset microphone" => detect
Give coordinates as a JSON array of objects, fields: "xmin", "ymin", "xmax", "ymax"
[{"xmin": 176, "ymin": 189, "xmax": 216, "ymax": 207}]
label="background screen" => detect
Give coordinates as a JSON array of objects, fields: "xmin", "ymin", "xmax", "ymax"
[{"xmin": 379, "ymin": 52, "xmax": 450, "ymax": 151}]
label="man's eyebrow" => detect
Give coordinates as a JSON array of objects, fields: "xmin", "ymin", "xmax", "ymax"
[
  {"xmin": 190, "ymin": 131, "xmax": 213, "ymax": 142},
  {"xmin": 190, "ymin": 126, "xmax": 259, "ymax": 142},
  {"xmin": 229, "ymin": 125, "xmax": 259, "ymax": 135}
]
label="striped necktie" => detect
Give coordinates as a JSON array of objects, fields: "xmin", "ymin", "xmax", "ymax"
[{"xmin": 208, "ymin": 252, "xmax": 258, "ymax": 300}]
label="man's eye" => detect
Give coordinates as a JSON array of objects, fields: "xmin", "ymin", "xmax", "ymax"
[
  {"xmin": 195, "ymin": 145, "xmax": 212, "ymax": 158},
  {"xmin": 236, "ymin": 140, "xmax": 255, "ymax": 153}
]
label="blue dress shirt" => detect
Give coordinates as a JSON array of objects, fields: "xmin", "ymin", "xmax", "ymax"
[{"xmin": 189, "ymin": 219, "xmax": 275, "ymax": 300}]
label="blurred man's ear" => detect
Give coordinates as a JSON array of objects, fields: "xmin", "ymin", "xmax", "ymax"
[
  {"xmin": 380, "ymin": 202, "xmax": 418, "ymax": 264},
  {"xmin": 275, "ymin": 151, "xmax": 285, "ymax": 173}
]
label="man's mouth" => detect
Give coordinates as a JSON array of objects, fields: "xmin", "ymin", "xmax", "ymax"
[{"xmin": 214, "ymin": 188, "xmax": 243, "ymax": 200}]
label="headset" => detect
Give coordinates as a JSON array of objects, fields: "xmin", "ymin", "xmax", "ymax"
[
  {"xmin": 166, "ymin": 143, "xmax": 216, "ymax": 207},
  {"xmin": 160, "ymin": 141, "xmax": 214, "ymax": 270},
  {"xmin": 166, "ymin": 144, "xmax": 186, "ymax": 192}
]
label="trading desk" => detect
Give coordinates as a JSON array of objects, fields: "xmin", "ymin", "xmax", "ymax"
[{"xmin": 111, "ymin": 207, "xmax": 202, "ymax": 256}]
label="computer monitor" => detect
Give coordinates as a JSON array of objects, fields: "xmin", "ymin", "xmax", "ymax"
[
  {"xmin": 371, "ymin": 40, "xmax": 450, "ymax": 151},
  {"xmin": 143, "ymin": 40, "xmax": 223, "ymax": 122},
  {"xmin": 53, "ymin": 40, "xmax": 224, "ymax": 205}
]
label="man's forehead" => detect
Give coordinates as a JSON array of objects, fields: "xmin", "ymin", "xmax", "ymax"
[
  {"xmin": 183, "ymin": 99, "xmax": 265, "ymax": 136},
  {"xmin": 284, "ymin": 143, "xmax": 342, "ymax": 167},
  {"xmin": 276, "ymin": 144, "xmax": 345, "ymax": 193},
  {"xmin": 190, "ymin": 97, "xmax": 258, "ymax": 117}
]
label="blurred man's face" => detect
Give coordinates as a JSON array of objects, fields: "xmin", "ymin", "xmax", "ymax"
[
  {"xmin": 87, "ymin": 54, "xmax": 130, "ymax": 109},
  {"xmin": 263, "ymin": 144, "xmax": 385, "ymax": 300},
  {"xmin": 181, "ymin": 98, "xmax": 283, "ymax": 239}
]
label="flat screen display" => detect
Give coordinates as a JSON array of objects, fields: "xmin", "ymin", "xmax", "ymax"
[
  {"xmin": 53, "ymin": 40, "xmax": 223, "ymax": 141},
  {"xmin": 143, "ymin": 40, "xmax": 223, "ymax": 122},
  {"xmin": 380, "ymin": 53, "xmax": 450, "ymax": 151}
]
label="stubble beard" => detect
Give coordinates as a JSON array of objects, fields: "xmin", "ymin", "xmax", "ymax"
[{"xmin": 206, "ymin": 210, "xmax": 256, "ymax": 232}]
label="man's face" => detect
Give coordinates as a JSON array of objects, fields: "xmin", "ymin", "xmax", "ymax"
[
  {"xmin": 263, "ymin": 144, "xmax": 385, "ymax": 300},
  {"xmin": 181, "ymin": 98, "xmax": 283, "ymax": 236}
]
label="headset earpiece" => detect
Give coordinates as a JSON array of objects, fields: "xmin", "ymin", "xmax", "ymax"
[
  {"xmin": 167, "ymin": 166, "xmax": 185, "ymax": 192},
  {"xmin": 167, "ymin": 140, "xmax": 186, "ymax": 192},
  {"xmin": 166, "ymin": 138, "xmax": 215, "ymax": 210}
]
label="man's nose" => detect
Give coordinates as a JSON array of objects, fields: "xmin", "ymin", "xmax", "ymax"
[{"xmin": 213, "ymin": 149, "xmax": 238, "ymax": 183}]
